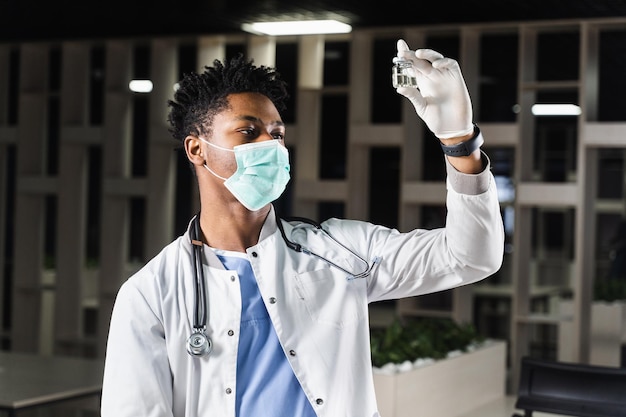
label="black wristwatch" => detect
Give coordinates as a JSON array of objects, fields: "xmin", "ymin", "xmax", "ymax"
[{"xmin": 439, "ymin": 125, "xmax": 484, "ymax": 157}]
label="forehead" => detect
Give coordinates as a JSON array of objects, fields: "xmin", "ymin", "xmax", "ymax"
[{"xmin": 220, "ymin": 92, "xmax": 282, "ymax": 122}]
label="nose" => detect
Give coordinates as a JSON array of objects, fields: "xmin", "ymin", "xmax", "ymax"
[
  {"xmin": 258, "ymin": 131, "xmax": 275, "ymax": 142},
  {"xmin": 255, "ymin": 128, "xmax": 284, "ymax": 144}
]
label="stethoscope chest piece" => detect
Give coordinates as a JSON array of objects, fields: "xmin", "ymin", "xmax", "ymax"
[{"xmin": 187, "ymin": 329, "xmax": 212, "ymax": 357}]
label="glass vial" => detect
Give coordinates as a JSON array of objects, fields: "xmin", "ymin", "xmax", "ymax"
[{"xmin": 392, "ymin": 57, "xmax": 418, "ymax": 88}]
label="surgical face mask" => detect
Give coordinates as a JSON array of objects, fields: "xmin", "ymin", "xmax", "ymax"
[{"xmin": 200, "ymin": 138, "xmax": 291, "ymax": 211}]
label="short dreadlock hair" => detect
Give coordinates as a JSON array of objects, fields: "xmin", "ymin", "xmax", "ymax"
[{"xmin": 167, "ymin": 54, "xmax": 289, "ymax": 144}]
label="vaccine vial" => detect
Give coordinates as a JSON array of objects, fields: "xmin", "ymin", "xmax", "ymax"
[{"xmin": 392, "ymin": 57, "xmax": 418, "ymax": 88}]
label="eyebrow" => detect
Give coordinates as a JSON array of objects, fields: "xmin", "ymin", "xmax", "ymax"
[{"xmin": 236, "ymin": 115, "xmax": 285, "ymax": 128}]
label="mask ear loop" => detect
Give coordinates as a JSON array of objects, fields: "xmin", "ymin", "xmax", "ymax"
[
  {"xmin": 198, "ymin": 137, "xmax": 233, "ymax": 152},
  {"xmin": 198, "ymin": 137, "xmax": 232, "ymax": 181},
  {"xmin": 203, "ymin": 164, "xmax": 228, "ymax": 181}
]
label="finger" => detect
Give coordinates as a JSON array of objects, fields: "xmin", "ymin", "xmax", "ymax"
[
  {"xmin": 397, "ymin": 39, "xmax": 410, "ymax": 54},
  {"xmin": 415, "ymin": 48, "xmax": 445, "ymax": 63},
  {"xmin": 397, "ymin": 46, "xmax": 442, "ymax": 76},
  {"xmin": 431, "ymin": 57, "xmax": 461, "ymax": 72},
  {"xmin": 410, "ymin": 57, "xmax": 436, "ymax": 75},
  {"xmin": 396, "ymin": 86, "xmax": 425, "ymax": 111}
]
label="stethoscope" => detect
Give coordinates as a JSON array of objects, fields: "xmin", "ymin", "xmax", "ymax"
[
  {"xmin": 186, "ymin": 216, "xmax": 213, "ymax": 357},
  {"xmin": 186, "ymin": 212, "xmax": 380, "ymax": 357},
  {"xmin": 275, "ymin": 215, "xmax": 381, "ymax": 280}
]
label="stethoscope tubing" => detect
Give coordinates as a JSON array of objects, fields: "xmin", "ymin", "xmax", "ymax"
[
  {"xmin": 186, "ymin": 212, "xmax": 378, "ymax": 357},
  {"xmin": 276, "ymin": 214, "xmax": 378, "ymax": 280},
  {"xmin": 187, "ymin": 216, "xmax": 212, "ymax": 357}
]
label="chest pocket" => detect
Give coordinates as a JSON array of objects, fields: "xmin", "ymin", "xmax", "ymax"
[{"xmin": 294, "ymin": 267, "xmax": 366, "ymax": 329}]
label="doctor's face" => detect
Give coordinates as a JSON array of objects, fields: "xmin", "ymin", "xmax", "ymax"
[
  {"xmin": 209, "ymin": 92, "xmax": 286, "ymax": 148},
  {"xmin": 202, "ymin": 92, "xmax": 286, "ymax": 177},
  {"xmin": 203, "ymin": 93, "xmax": 285, "ymax": 187}
]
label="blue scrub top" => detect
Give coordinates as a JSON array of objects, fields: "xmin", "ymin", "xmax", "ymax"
[{"xmin": 215, "ymin": 251, "xmax": 317, "ymax": 417}]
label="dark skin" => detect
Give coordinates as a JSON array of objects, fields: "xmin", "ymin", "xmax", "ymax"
[
  {"xmin": 440, "ymin": 133, "xmax": 483, "ymax": 174},
  {"xmin": 183, "ymin": 92, "xmax": 286, "ymax": 252},
  {"xmin": 184, "ymin": 91, "xmax": 482, "ymax": 252}
]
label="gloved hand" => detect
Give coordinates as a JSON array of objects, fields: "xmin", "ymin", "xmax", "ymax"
[{"xmin": 395, "ymin": 39, "xmax": 473, "ymax": 140}]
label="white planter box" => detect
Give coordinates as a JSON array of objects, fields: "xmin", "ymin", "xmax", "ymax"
[
  {"xmin": 559, "ymin": 300, "xmax": 626, "ymax": 367},
  {"xmin": 373, "ymin": 340, "xmax": 507, "ymax": 417}
]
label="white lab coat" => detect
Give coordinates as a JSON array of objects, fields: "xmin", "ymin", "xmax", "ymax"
[{"xmin": 101, "ymin": 156, "xmax": 504, "ymax": 417}]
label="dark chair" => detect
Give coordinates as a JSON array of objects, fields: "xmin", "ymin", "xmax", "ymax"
[{"xmin": 512, "ymin": 356, "xmax": 626, "ymax": 417}]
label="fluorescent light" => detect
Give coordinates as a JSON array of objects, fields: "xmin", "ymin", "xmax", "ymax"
[
  {"xmin": 241, "ymin": 20, "xmax": 352, "ymax": 36},
  {"xmin": 531, "ymin": 104, "xmax": 581, "ymax": 116},
  {"xmin": 129, "ymin": 80, "xmax": 153, "ymax": 93}
]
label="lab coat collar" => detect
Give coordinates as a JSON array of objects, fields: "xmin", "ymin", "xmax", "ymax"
[
  {"xmin": 185, "ymin": 205, "xmax": 278, "ymax": 245},
  {"xmin": 258, "ymin": 205, "xmax": 278, "ymax": 243}
]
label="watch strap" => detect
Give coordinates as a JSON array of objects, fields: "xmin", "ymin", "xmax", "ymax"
[{"xmin": 439, "ymin": 125, "xmax": 484, "ymax": 157}]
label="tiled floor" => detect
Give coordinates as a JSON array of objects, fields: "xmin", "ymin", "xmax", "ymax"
[{"xmin": 463, "ymin": 396, "xmax": 561, "ymax": 417}]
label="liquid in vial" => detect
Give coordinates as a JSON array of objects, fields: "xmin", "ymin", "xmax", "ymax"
[{"xmin": 392, "ymin": 57, "xmax": 418, "ymax": 88}]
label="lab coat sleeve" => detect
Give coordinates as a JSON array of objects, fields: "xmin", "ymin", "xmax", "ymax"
[
  {"xmin": 101, "ymin": 279, "xmax": 174, "ymax": 417},
  {"xmin": 327, "ymin": 153, "xmax": 504, "ymax": 301}
]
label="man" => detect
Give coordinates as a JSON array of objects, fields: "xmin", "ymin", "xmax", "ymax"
[{"xmin": 101, "ymin": 39, "xmax": 504, "ymax": 417}]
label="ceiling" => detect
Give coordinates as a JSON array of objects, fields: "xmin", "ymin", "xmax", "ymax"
[{"xmin": 2, "ymin": 0, "xmax": 626, "ymax": 42}]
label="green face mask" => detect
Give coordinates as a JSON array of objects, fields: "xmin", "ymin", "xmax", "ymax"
[{"xmin": 201, "ymin": 139, "xmax": 291, "ymax": 211}]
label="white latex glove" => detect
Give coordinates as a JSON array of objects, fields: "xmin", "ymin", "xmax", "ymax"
[{"xmin": 395, "ymin": 39, "xmax": 474, "ymax": 139}]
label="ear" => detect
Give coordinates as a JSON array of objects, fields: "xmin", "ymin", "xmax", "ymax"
[{"xmin": 184, "ymin": 135, "xmax": 205, "ymax": 167}]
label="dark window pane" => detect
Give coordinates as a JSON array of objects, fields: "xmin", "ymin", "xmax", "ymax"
[
  {"xmin": 422, "ymin": 126, "xmax": 445, "ymax": 181},
  {"xmin": 597, "ymin": 149, "xmax": 624, "ymax": 199},
  {"xmin": 86, "ymin": 146, "xmax": 102, "ymax": 262},
  {"xmin": 89, "ymin": 45, "xmax": 105, "ymax": 125},
  {"xmin": 426, "ymin": 35, "xmax": 460, "ymax": 60},
  {"xmin": 129, "ymin": 197, "xmax": 145, "ymax": 263},
  {"xmin": 225, "ymin": 44, "xmax": 246, "ymax": 61},
  {"xmin": 369, "ymin": 147, "xmax": 399, "ymax": 228},
  {"xmin": 536, "ymin": 32, "xmax": 579, "ymax": 81},
  {"xmin": 479, "ymin": 34, "xmax": 518, "ymax": 122},
  {"xmin": 8, "ymin": 48, "xmax": 20, "ymax": 125},
  {"xmin": 133, "ymin": 44, "xmax": 150, "ymax": 79},
  {"xmin": 532, "ymin": 208, "xmax": 575, "ymax": 260},
  {"xmin": 47, "ymin": 96, "xmax": 59, "ymax": 176},
  {"xmin": 371, "ymin": 37, "xmax": 401, "ymax": 124},
  {"xmin": 320, "ymin": 94, "xmax": 347, "ymax": 179},
  {"xmin": 318, "ymin": 202, "xmax": 345, "ymax": 223},
  {"xmin": 276, "ymin": 42, "xmax": 298, "ymax": 124},
  {"xmin": 533, "ymin": 115, "xmax": 578, "ymax": 182},
  {"xmin": 44, "ymin": 195, "xmax": 57, "ymax": 268},
  {"xmin": 599, "ymin": 30, "xmax": 626, "ymax": 121},
  {"xmin": 178, "ymin": 42, "xmax": 197, "ymax": 79},
  {"xmin": 49, "ymin": 47, "xmax": 61, "ymax": 92},
  {"xmin": 323, "ymin": 41, "xmax": 349, "ymax": 86},
  {"xmin": 131, "ymin": 95, "xmax": 148, "ymax": 177}
]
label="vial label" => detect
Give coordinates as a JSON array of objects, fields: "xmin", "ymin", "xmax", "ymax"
[{"xmin": 392, "ymin": 57, "xmax": 418, "ymax": 89}]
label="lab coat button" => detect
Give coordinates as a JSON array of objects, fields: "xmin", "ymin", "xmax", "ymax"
[
  {"xmin": 230, "ymin": 275, "xmax": 236, "ymax": 281},
  {"xmin": 228, "ymin": 329, "xmax": 234, "ymax": 336},
  {"xmin": 225, "ymin": 388, "xmax": 232, "ymax": 394},
  {"xmin": 251, "ymin": 251, "xmax": 258, "ymax": 257},
  {"xmin": 289, "ymin": 349, "xmax": 296, "ymax": 356},
  {"xmin": 315, "ymin": 398, "xmax": 324, "ymax": 405},
  {"xmin": 269, "ymin": 297, "xmax": 277, "ymax": 304}
]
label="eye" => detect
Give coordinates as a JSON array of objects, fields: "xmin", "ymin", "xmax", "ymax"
[
  {"xmin": 239, "ymin": 127, "xmax": 259, "ymax": 138},
  {"xmin": 272, "ymin": 131, "xmax": 285, "ymax": 141}
]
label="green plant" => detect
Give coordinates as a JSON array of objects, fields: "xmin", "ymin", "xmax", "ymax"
[{"xmin": 370, "ymin": 317, "xmax": 484, "ymax": 368}]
